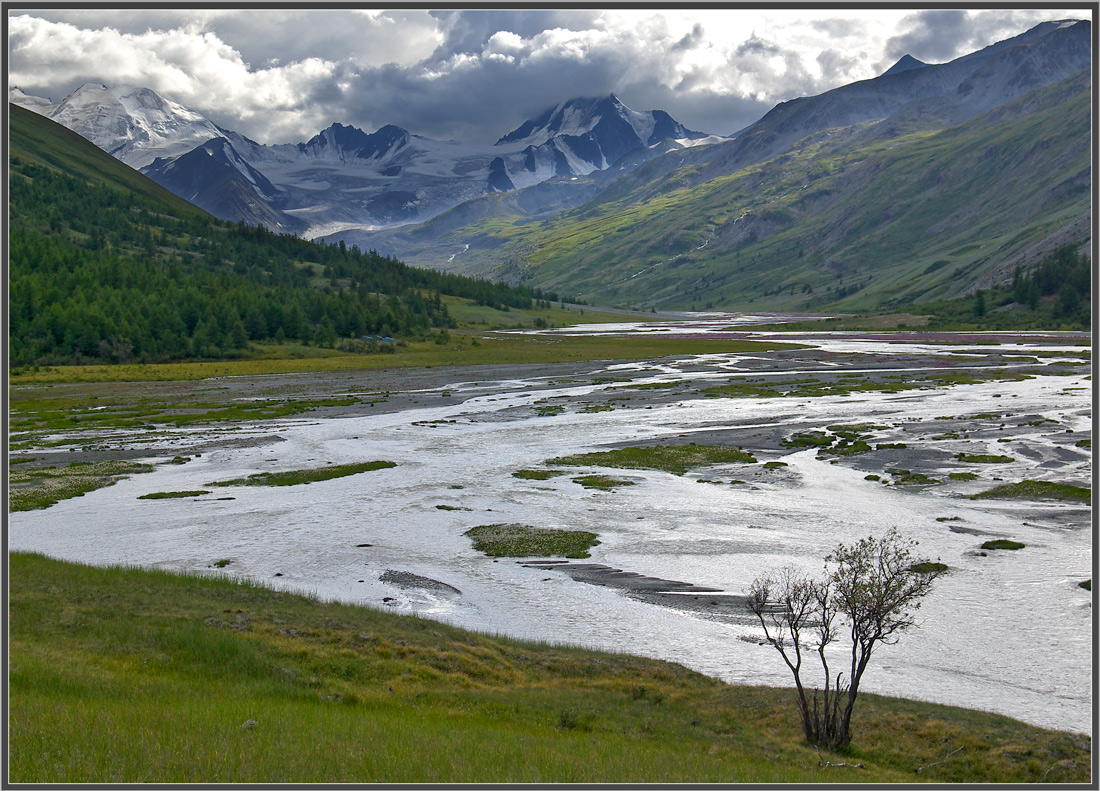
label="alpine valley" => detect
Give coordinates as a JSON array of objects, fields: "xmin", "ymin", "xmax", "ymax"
[{"xmin": 10, "ymin": 18, "xmax": 1091, "ymax": 313}]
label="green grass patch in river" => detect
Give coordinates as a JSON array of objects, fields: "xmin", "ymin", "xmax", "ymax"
[
  {"xmin": 970, "ymin": 480, "xmax": 1091, "ymax": 503},
  {"xmin": 572, "ymin": 475, "xmax": 635, "ymax": 491},
  {"xmin": 981, "ymin": 540, "xmax": 1026, "ymax": 551},
  {"xmin": 138, "ymin": 490, "xmax": 211, "ymax": 500},
  {"xmin": 512, "ymin": 469, "xmax": 566, "ymax": 480},
  {"xmin": 464, "ymin": 523, "xmax": 599, "ymax": 558},
  {"xmin": 9, "ymin": 460, "xmax": 153, "ymax": 512},
  {"xmin": 208, "ymin": 461, "xmax": 396, "ymax": 488},
  {"xmin": 548, "ymin": 444, "xmax": 756, "ymax": 475},
  {"xmin": 955, "ymin": 453, "xmax": 1015, "ymax": 464}
]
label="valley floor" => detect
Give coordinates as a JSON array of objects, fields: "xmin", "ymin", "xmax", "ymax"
[{"xmin": 9, "ymin": 320, "xmax": 1093, "ymax": 741}]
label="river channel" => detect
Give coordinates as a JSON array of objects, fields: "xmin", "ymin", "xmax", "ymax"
[{"xmin": 9, "ymin": 317, "xmax": 1093, "ymax": 734}]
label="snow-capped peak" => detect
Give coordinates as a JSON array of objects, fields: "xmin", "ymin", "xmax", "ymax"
[
  {"xmin": 8, "ymin": 86, "xmax": 55, "ymax": 114},
  {"xmin": 47, "ymin": 83, "xmax": 222, "ymax": 169},
  {"xmin": 495, "ymin": 93, "xmax": 705, "ymax": 152},
  {"xmin": 496, "ymin": 94, "xmax": 624, "ymax": 147}
]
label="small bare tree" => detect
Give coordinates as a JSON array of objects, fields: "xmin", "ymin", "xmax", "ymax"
[{"xmin": 748, "ymin": 528, "xmax": 942, "ymax": 750}]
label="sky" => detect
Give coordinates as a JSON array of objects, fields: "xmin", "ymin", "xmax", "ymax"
[{"xmin": 6, "ymin": 7, "xmax": 1090, "ymax": 145}]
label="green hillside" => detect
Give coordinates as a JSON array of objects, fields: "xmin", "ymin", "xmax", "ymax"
[
  {"xmin": 9, "ymin": 553, "xmax": 1090, "ymax": 783},
  {"xmin": 395, "ymin": 71, "xmax": 1090, "ymax": 313},
  {"xmin": 8, "ymin": 104, "xmax": 554, "ymax": 368},
  {"xmin": 8, "ymin": 103, "xmax": 214, "ymax": 219}
]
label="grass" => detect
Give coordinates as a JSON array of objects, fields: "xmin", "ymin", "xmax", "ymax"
[
  {"xmin": 9, "ymin": 460, "xmax": 154, "ymax": 512},
  {"xmin": 138, "ymin": 490, "xmax": 212, "ymax": 500},
  {"xmin": 949, "ymin": 472, "xmax": 979, "ymax": 481},
  {"xmin": 512, "ymin": 469, "xmax": 566, "ymax": 481},
  {"xmin": 910, "ymin": 562, "xmax": 949, "ymax": 574},
  {"xmin": 970, "ymin": 480, "xmax": 1091, "ymax": 503},
  {"xmin": 980, "ymin": 540, "xmax": 1026, "ymax": 551},
  {"xmin": 9, "ymin": 336, "xmax": 804, "ymax": 385},
  {"xmin": 464, "ymin": 524, "xmax": 600, "ymax": 559},
  {"xmin": 893, "ymin": 472, "xmax": 940, "ymax": 486},
  {"xmin": 8, "ymin": 552, "xmax": 1090, "ymax": 783},
  {"xmin": 703, "ymin": 369, "xmax": 1036, "ymax": 402},
  {"xmin": 534, "ymin": 404, "xmax": 566, "ymax": 417},
  {"xmin": 822, "ymin": 439, "xmax": 872, "ymax": 456},
  {"xmin": 572, "ymin": 475, "xmax": 635, "ymax": 491},
  {"xmin": 783, "ymin": 431, "xmax": 833, "ymax": 448},
  {"xmin": 547, "ymin": 444, "xmax": 757, "ymax": 475},
  {"xmin": 955, "ymin": 453, "xmax": 1015, "ymax": 464},
  {"xmin": 207, "ymin": 461, "xmax": 396, "ymax": 488}
]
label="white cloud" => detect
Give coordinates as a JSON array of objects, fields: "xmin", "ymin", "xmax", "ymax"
[
  {"xmin": 7, "ymin": 8, "xmax": 1088, "ymax": 144},
  {"xmin": 7, "ymin": 14, "xmax": 346, "ymax": 142}
]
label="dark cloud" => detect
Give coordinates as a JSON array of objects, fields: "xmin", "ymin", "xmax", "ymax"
[
  {"xmin": 735, "ymin": 33, "xmax": 781, "ymax": 58},
  {"xmin": 335, "ymin": 40, "xmax": 638, "ymax": 143},
  {"xmin": 10, "ymin": 8, "xmax": 1087, "ymax": 145},
  {"xmin": 672, "ymin": 23, "xmax": 705, "ymax": 52},
  {"xmin": 426, "ymin": 9, "xmax": 600, "ymax": 60},
  {"xmin": 885, "ymin": 9, "xmax": 973, "ymax": 62},
  {"xmin": 618, "ymin": 79, "xmax": 773, "ymax": 138},
  {"xmin": 816, "ymin": 49, "xmax": 863, "ymax": 82}
]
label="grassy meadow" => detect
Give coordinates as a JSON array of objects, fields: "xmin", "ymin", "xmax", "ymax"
[
  {"xmin": 8, "ymin": 304, "xmax": 803, "ymax": 387},
  {"xmin": 8, "ymin": 552, "xmax": 1090, "ymax": 784}
]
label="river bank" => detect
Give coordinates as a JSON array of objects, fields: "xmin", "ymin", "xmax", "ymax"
[{"xmin": 8, "ymin": 326, "xmax": 1092, "ymax": 734}]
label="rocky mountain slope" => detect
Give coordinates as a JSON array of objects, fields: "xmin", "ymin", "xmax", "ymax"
[
  {"xmin": 348, "ymin": 19, "xmax": 1091, "ymax": 311},
  {"xmin": 11, "ymin": 87, "xmax": 714, "ymax": 238},
  {"xmin": 8, "ymin": 104, "xmax": 552, "ymax": 367}
]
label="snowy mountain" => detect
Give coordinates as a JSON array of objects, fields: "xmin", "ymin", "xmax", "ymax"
[
  {"xmin": 144, "ymin": 137, "xmax": 303, "ymax": 233},
  {"xmin": 8, "ymin": 86, "xmax": 54, "ymax": 113},
  {"xmin": 341, "ymin": 18, "xmax": 1090, "ymax": 303},
  {"xmin": 499, "ymin": 94, "xmax": 701, "ymax": 157},
  {"xmin": 19, "ymin": 82, "xmax": 714, "ymax": 237},
  {"xmin": 23, "ymin": 83, "xmax": 226, "ymax": 170}
]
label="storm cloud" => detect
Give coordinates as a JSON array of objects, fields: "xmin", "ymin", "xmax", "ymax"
[{"xmin": 7, "ymin": 8, "xmax": 1086, "ymax": 145}]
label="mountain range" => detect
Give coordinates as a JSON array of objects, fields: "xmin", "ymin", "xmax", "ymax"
[
  {"xmin": 344, "ymin": 18, "xmax": 1092, "ymax": 310},
  {"xmin": 11, "ymin": 85, "xmax": 714, "ymax": 238},
  {"xmin": 10, "ymin": 18, "xmax": 1091, "ymax": 312},
  {"xmin": 8, "ymin": 101, "xmax": 554, "ymax": 368}
]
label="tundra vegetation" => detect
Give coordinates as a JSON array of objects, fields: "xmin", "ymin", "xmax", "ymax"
[
  {"xmin": 547, "ymin": 444, "xmax": 757, "ymax": 475},
  {"xmin": 137, "ymin": 490, "xmax": 211, "ymax": 499},
  {"xmin": 970, "ymin": 480, "xmax": 1091, "ymax": 502},
  {"xmin": 748, "ymin": 529, "xmax": 943, "ymax": 751},
  {"xmin": 512, "ymin": 469, "xmax": 566, "ymax": 480},
  {"xmin": 571, "ymin": 475, "xmax": 635, "ymax": 491},
  {"xmin": 207, "ymin": 461, "xmax": 396, "ymax": 488},
  {"xmin": 9, "ymin": 552, "xmax": 1089, "ymax": 783},
  {"xmin": 464, "ymin": 523, "xmax": 599, "ymax": 558},
  {"xmin": 9, "ymin": 460, "xmax": 153, "ymax": 512},
  {"xmin": 980, "ymin": 540, "xmax": 1026, "ymax": 551},
  {"xmin": 955, "ymin": 453, "xmax": 1015, "ymax": 464}
]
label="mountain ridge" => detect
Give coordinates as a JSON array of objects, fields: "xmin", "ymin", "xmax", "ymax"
[
  {"xmin": 12, "ymin": 84, "xmax": 712, "ymax": 238},
  {"xmin": 353, "ymin": 63, "xmax": 1089, "ymax": 312}
]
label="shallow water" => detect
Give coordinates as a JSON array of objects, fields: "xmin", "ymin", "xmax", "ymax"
[{"xmin": 9, "ymin": 322, "xmax": 1093, "ymax": 734}]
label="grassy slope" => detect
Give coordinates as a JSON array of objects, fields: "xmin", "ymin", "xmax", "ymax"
[
  {"xmin": 402, "ymin": 72, "xmax": 1089, "ymax": 312},
  {"xmin": 9, "ymin": 552, "xmax": 1090, "ymax": 784},
  {"xmin": 8, "ymin": 104, "xmax": 212, "ymax": 219}
]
